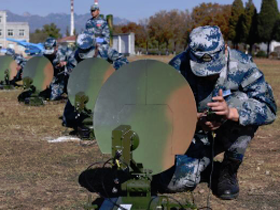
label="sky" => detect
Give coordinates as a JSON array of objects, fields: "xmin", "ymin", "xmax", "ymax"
[{"xmin": 1, "ymin": 0, "xmax": 280, "ymax": 22}]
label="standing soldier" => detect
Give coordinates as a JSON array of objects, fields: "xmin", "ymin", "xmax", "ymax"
[
  {"xmin": 85, "ymin": 1, "xmax": 110, "ymax": 57},
  {"xmin": 43, "ymin": 37, "xmax": 72, "ymax": 100}
]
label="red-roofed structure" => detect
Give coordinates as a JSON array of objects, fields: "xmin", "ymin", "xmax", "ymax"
[{"xmin": 57, "ymin": 36, "xmax": 76, "ymax": 45}]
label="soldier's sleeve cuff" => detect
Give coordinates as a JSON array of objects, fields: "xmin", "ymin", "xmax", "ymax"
[{"xmin": 235, "ymin": 107, "xmax": 249, "ymax": 126}]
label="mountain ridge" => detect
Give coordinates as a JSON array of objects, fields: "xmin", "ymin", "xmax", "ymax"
[{"xmin": 4, "ymin": 10, "xmax": 130, "ymax": 35}]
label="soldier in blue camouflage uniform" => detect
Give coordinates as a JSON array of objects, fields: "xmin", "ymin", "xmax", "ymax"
[
  {"xmin": 12, "ymin": 54, "xmax": 27, "ymax": 83},
  {"xmin": 43, "ymin": 37, "xmax": 72, "ymax": 100},
  {"xmin": 160, "ymin": 26, "xmax": 277, "ymax": 200},
  {"xmin": 5, "ymin": 49, "xmax": 27, "ymax": 84},
  {"xmin": 63, "ymin": 31, "xmax": 128, "ymax": 134},
  {"xmin": 85, "ymin": 3, "xmax": 110, "ymax": 57}
]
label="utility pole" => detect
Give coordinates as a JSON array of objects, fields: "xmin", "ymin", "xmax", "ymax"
[
  {"xmin": 3, "ymin": 11, "xmax": 7, "ymax": 48},
  {"xmin": 70, "ymin": 0, "xmax": 74, "ymax": 36}
]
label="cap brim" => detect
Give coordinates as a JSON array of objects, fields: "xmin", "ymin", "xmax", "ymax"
[
  {"xmin": 190, "ymin": 51, "xmax": 226, "ymax": 77},
  {"xmin": 44, "ymin": 49, "xmax": 55, "ymax": 55},
  {"xmin": 79, "ymin": 48, "xmax": 96, "ymax": 59}
]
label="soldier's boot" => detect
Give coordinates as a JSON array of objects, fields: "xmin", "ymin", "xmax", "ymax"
[
  {"xmin": 77, "ymin": 125, "xmax": 91, "ymax": 139},
  {"xmin": 216, "ymin": 157, "xmax": 241, "ymax": 200}
]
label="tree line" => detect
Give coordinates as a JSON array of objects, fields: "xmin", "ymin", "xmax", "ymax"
[
  {"xmin": 30, "ymin": 0, "xmax": 280, "ymax": 57},
  {"xmin": 114, "ymin": 0, "xmax": 280, "ymax": 56}
]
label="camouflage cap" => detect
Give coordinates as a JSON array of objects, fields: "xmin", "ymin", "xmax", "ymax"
[
  {"xmin": 76, "ymin": 31, "xmax": 97, "ymax": 59},
  {"xmin": 90, "ymin": 3, "xmax": 99, "ymax": 11},
  {"xmin": 56, "ymin": 45, "xmax": 72, "ymax": 62},
  {"xmin": 44, "ymin": 37, "xmax": 57, "ymax": 55},
  {"xmin": 189, "ymin": 25, "xmax": 226, "ymax": 77},
  {"xmin": 5, "ymin": 48, "xmax": 15, "ymax": 56}
]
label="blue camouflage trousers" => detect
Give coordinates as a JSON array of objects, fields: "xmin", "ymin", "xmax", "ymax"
[
  {"xmin": 214, "ymin": 120, "xmax": 258, "ymax": 160},
  {"xmin": 153, "ymin": 121, "xmax": 258, "ymax": 192},
  {"xmin": 50, "ymin": 75, "xmax": 68, "ymax": 100}
]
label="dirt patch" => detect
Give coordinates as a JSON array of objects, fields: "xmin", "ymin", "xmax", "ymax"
[{"xmin": 0, "ymin": 58, "xmax": 279, "ymax": 209}]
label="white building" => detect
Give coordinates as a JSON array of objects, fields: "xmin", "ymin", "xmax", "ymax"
[
  {"xmin": 113, "ymin": 33, "xmax": 135, "ymax": 55},
  {"xmin": 259, "ymin": 41, "xmax": 280, "ymax": 54},
  {"xmin": 0, "ymin": 11, "xmax": 29, "ymax": 55}
]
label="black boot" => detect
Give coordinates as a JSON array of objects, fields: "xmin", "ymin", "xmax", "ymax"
[
  {"xmin": 77, "ymin": 125, "xmax": 91, "ymax": 139},
  {"xmin": 216, "ymin": 157, "xmax": 241, "ymax": 200}
]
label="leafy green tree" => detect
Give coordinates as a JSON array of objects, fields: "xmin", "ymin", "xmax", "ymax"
[
  {"xmin": 273, "ymin": 19, "xmax": 280, "ymax": 41},
  {"xmin": 30, "ymin": 23, "xmax": 62, "ymax": 43},
  {"xmin": 228, "ymin": 0, "xmax": 244, "ymax": 49},
  {"xmin": 42, "ymin": 23, "xmax": 62, "ymax": 39},
  {"xmin": 241, "ymin": 0, "xmax": 259, "ymax": 54},
  {"xmin": 30, "ymin": 29, "xmax": 48, "ymax": 43},
  {"xmin": 258, "ymin": 0, "xmax": 280, "ymax": 57},
  {"xmin": 66, "ymin": 26, "xmax": 70, "ymax": 37}
]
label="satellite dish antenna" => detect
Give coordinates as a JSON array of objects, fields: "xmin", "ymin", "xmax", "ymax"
[
  {"xmin": 22, "ymin": 56, "xmax": 54, "ymax": 92},
  {"xmin": 94, "ymin": 60, "xmax": 197, "ymax": 175},
  {"xmin": 0, "ymin": 55, "xmax": 18, "ymax": 82},
  {"xmin": 67, "ymin": 57, "xmax": 115, "ymax": 112}
]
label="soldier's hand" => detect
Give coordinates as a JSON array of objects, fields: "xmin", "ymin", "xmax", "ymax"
[
  {"xmin": 16, "ymin": 65, "xmax": 22, "ymax": 71},
  {"xmin": 197, "ymin": 112, "xmax": 222, "ymax": 131},
  {"xmin": 56, "ymin": 61, "xmax": 67, "ymax": 67},
  {"xmin": 207, "ymin": 89, "xmax": 239, "ymax": 122},
  {"xmin": 96, "ymin": 37, "xmax": 104, "ymax": 43}
]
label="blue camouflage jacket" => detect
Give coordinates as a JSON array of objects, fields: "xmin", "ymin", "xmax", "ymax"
[
  {"xmin": 67, "ymin": 47, "xmax": 128, "ymax": 72},
  {"xmin": 44, "ymin": 46, "xmax": 73, "ymax": 77},
  {"xmin": 85, "ymin": 16, "xmax": 110, "ymax": 45},
  {"xmin": 169, "ymin": 47, "xmax": 277, "ymax": 126}
]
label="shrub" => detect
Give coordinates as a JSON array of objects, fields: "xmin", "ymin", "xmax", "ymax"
[{"xmin": 255, "ymin": 50, "xmax": 267, "ymax": 58}]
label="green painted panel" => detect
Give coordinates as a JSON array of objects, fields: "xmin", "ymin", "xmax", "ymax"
[
  {"xmin": 22, "ymin": 56, "xmax": 54, "ymax": 92},
  {"xmin": 0, "ymin": 55, "xmax": 17, "ymax": 81},
  {"xmin": 67, "ymin": 57, "xmax": 114, "ymax": 110},
  {"xmin": 94, "ymin": 60, "xmax": 197, "ymax": 175}
]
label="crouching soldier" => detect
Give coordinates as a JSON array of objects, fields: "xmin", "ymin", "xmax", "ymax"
[
  {"xmin": 10, "ymin": 54, "xmax": 27, "ymax": 85},
  {"xmin": 5, "ymin": 48, "xmax": 27, "ymax": 86},
  {"xmin": 62, "ymin": 31, "xmax": 128, "ymax": 138},
  {"xmin": 154, "ymin": 25, "xmax": 277, "ymax": 200},
  {"xmin": 43, "ymin": 37, "xmax": 72, "ymax": 100}
]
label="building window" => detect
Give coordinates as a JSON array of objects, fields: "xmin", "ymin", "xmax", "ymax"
[
  {"xmin": 8, "ymin": 29, "xmax": 14, "ymax": 36},
  {"xmin": 0, "ymin": 29, "xmax": 2, "ymax": 36},
  {"xmin": 19, "ymin": 29, "xmax": 25, "ymax": 36},
  {"xmin": 0, "ymin": 16, "xmax": 2, "ymax": 23}
]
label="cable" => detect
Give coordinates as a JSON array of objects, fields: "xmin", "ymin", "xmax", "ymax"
[
  {"xmin": 198, "ymin": 132, "xmax": 215, "ymax": 210},
  {"xmin": 84, "ymin": 160, "xmax": 108, "ymax": 193},
  {"xmin": 79, "ymin": 139, "xmax": 97, "ymax": 147},
  {"xmin": 207, "ymin": 132, "xmax": 215, "ymax": 209},
  {"xmin": 190, "ymin": 191, "xmax": 195, "ymax": 206},
  {"xmin": 193, "ymin": 132, "xmax": 215, "ymax": 210},
  {"xmin": 166, "ymin": 195, "xmax": 186, "ymax": 209}
]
